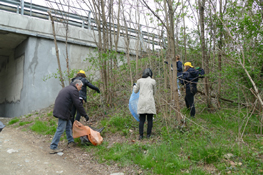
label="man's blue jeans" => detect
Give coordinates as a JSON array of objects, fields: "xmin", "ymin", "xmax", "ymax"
[{"xmin": 50, "ymin": 118, "xmax": 74, "ymax": 149}]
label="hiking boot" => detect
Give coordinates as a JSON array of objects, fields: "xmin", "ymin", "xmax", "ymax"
[
  {"xmin": 146, "ymin": 135, "xmax": 151, "ymax": 139},
  {"xmin": 67, "ymin": 142, "xmax": 77, "ymax": 148},
  {"xmin": 139, "ymin": 135, "xmax": 143, "ymax": 140},
  {"xmin": 49, "ymin": 148, "xmax": 63, "ymax": 154}
]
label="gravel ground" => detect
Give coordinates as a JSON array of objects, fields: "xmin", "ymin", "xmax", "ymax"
[{"xmin": 0, "ymin": 118, "xmax": 142, "ymax": 175}]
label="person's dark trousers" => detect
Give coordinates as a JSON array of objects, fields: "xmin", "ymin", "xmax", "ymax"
[
  {"xmin": 71, "ymin": 99, "xmax": 84, "ymax": 125},
  {"xmin": 139, "ymin": 114, "xmax": 153, "ymax": 136},
  {"xmin": 184, "ymin": 86, "xmax": 197, "ymax": 117}
]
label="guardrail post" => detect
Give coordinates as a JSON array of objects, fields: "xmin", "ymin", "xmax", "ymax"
[
  {"xmin": 21, "ymin": 0, "xmax": 24, "ymax": 15},
  {"xmin": 16, "ymin": 5, "xmax": 19, "ymax": 14},
  {"xmin": 30, "ymin": 0, "xmax": 32, "ymax": 16},
  {"xmin": 88, "ymin": 11, "xmax": 91, "ymax": 30}
]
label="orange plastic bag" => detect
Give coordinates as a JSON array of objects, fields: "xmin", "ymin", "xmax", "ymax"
[{"xmin": 72, "ymin": 120, "xmax": 103, "ymax": 146}]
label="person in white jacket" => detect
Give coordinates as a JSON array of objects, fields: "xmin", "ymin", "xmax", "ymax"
[{"xmin": 134, "ymin": 68, "xmax": 156, "ymax": 140}]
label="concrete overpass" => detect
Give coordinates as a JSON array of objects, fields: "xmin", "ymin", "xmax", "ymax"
[{"xmin": 0, "ymin": 0, "xmax": 164, "ymax": 117}]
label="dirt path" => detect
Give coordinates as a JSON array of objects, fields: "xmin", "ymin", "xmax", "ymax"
[
  {"xmin": 0, "ymin": 127, "xmax": 89, "ymax": 175},
  {"xmin": 0, "ymin": 119, "xmax": 139, "ymax": 175}
]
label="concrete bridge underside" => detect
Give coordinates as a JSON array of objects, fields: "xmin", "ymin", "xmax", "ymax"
[{"xmin": 0, "ymin": 10, "xmax": 137, "ymax": 117}]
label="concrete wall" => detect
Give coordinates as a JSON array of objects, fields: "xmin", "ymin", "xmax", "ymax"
[
  {"xmin": 0, "ymin": 36, "xmax": 135, "ymax": 117},
  {"xmin": 0, "ymin": 10, "xmax": 139, "ymax": 117},
  {"xmin": 0, "ymin": 37, "xmax": 62, "ymax": 117},
  {"xmin": 0, "ymin": 10, "xmax": 145, "ymax": 55},
  {"xmin": 0, "ymin": 37, "xmax": 80, "ymax": 117},
  {"xmin": 0, "ymin": 53, "xmax": 24, "ymax": 104}
]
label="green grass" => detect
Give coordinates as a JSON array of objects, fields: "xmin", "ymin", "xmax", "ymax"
[
  {"xmin": 100, "ymin": 112, "xmax": 137, "ymax": 135},
  {"xmin": 47, "ymin": 111, "xmax": 53, "ymax": 117},
  {"xmin": 19, "ymin": 121, "xmax": 33, "ymax": 126},
  {"xmin": 12, "ymin": 97, "xmax": 263, "ymax": 174},
  {"xmin": 30, "ymin": 120, "xmax": 57, "ymax": 135},
  {"xmin": 26, "ymin": 114, "xmax": 32, "ymax": 118},
  {"xmin": 8, "ymin": 118, "xmax": 20, "ymax": 125},
  {"xmin": 84, "ymin": 106, "xmax": 263, "ymax": 174}
]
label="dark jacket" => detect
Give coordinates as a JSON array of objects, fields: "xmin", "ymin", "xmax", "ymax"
[
  {"xmin": 180, "ymin": 67, "xmax": 199, "ymax": 89},
  {"xmin": 177, "ymin": 61, "xmax": 183, "ymax": 77},
  {"xmin": 71, "ymin": 77, "xmax": 100, "ymax": 102},
  {"xmin": 165, "ymin": 61, "xmax": 183, "ymax": 76},
  {"xmin": 53, "ymin": 84, "xmax": 87, "ymax": 120}
]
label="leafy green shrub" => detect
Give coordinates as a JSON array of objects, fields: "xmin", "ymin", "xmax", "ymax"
[{"xmin": 8, "ymin": 118, "xmax": 20, "ymax": 125}]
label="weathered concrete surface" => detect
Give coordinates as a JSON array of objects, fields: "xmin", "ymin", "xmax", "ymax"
[
  {"xmin": 0, "ymin": 36, "xmax": 135, "ymax": 117},
  {"xmin": 0, "ymin": 31, "xmax": 28, "ymax": 57},
  {"xmin": 0, "ymin": 10, "xmax": 143, "ymax": 55},
  {"xmin": 0, "ymin": 10, "xmax": 138, "ymax": 117},
  {"xmin": 0, "ymin": 54, "xmax": 24, "ymax": 103},
  {"xmin": 0, "ymin": 37, "xmax": 65, "ymax": 117},
  {"xmin": 0, "ymin": 37, "xmax": 90, "ymax": 117}
]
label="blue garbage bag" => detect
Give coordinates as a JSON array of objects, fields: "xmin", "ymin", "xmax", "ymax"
[
  {"xmin": 0, "ymin": 121, "xmax": 5, "ymax": 132},
  {"xmin": 129, "ymin": 90, "xmax": 140, "ymax": 122}
]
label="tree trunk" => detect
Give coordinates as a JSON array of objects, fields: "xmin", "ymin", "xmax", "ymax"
[
  {"xmin": 182, "ymin": 0, "xmax": 187, "ymax": 61},
  {"xmin": 136, "ymin": 0, "xmax": 140, "ymax": 77},
  {"xmin": 47, "ymin": 11, "xmax": 65, "ymax": 88},
  {"xmin": 167, "ymin": 0, "xmax": 180, "ymax": 123},
  {"xmin": 199, "ymin": 0, "xmax": 212, "ymax": 108},
  {"xmin": 218, "ymin": 0, "xmax": 223, "ymax": 107}
]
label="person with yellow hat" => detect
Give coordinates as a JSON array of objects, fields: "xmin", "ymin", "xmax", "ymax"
[
  {"xmin": 70, "ymin": 70, "xmax": 100, "ymax": 124},
  {"xmin": 180, "ymin": 62, "xmax": 199, "ymax": 118}
]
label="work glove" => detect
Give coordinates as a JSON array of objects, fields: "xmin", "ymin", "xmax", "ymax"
[
  {"xmin": 84, "ymin": 115, "xmax": 89, "ymax": 121},
  {"xmin": 96, "ymin": 89, "xmax": 100, "ymax": 93},
  {"xmin": 164, "ymin": 61, "xmax": 168, "ymax": 64}
]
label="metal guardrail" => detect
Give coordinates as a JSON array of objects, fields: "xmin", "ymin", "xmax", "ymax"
[{"xmin": 0, "ymin": 0, "xmax": 167, "ymax": 48}]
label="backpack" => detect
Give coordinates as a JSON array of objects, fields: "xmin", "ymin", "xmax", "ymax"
[{"xmin": 196, "ymin": 67, "xmax": 205, "ymax": 78}]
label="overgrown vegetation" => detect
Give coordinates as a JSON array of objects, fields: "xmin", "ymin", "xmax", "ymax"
[
  {"xmin": 8, "ymin": 53, "xmax": 263, "ymax": 174},
  {"xmin": 81, "ymin": 106, "xmax": 262, "ymax": 174},
  {"xmin": 6, "ymin": 0, "xmax": 263, "ymax": 174}
]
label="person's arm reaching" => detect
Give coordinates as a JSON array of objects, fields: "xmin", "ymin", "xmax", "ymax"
[
  {"xmin": 83, "ymin": 79, "xmax": 100, "ymax": 93},
  {"xmin": 70, "ymin": 89, "xmax": 89, "ymax": 120}
]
